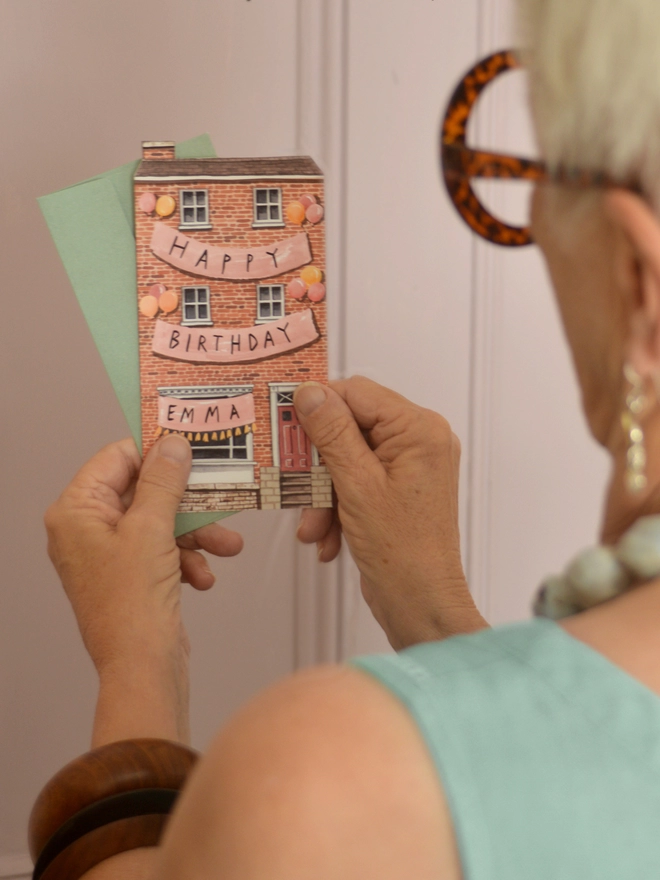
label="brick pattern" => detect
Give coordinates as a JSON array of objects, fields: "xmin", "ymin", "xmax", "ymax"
[
  {"xmin": 260, "ymin": 466, "xmax": 282, "ymax": 510},
  {"xmin": 180, "ymin": 488, "xmax": 258, "ymax": 513},
  {"xmin": 143, "ymin": 145, "xmax": 176, "ymax": 160},
  {"xmin": 311, "ymin": 466, "xmax": 333, "ymax": 509},
  {"xmin": 134, "ymin": 163, "xmax": 327, "ymax": 513}
]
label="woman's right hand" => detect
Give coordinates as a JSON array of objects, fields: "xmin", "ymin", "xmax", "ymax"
[{"xmin": 294, "ymin": 377, "xmax": 487, "ymax": 649}]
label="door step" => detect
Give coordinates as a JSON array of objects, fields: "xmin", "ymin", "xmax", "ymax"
[{"xmin": 279, "ymin": 473, "xmax": 312, "ymax": 508}]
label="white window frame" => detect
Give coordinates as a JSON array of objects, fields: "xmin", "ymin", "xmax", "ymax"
[
  {"xmin": 252, "ymin": 187, "xmax": 284, "ymax": 228},
  {"xmin": 158, "ymin": 385, "xmax": 256, "ymax": 486},
  {"xmin": 179, "ymin": 188, "xmax": 212, "ymax": 230},
  {"xmin": 268, "ymin": 382, "xmax": 320, "ymax": 468},
  {"xmin": 255, "ymin": 284, "xmax": 285, "ymax": 323},
  {"xmin": 181, "ymin": 286, "xmax": 212, "ymax": 326},
  {"xmin": 193, "ymin": 430, "xmax": 253, "ymax": 463},
  {"xmin": 188, "ymin": 427, "xmax": 255, "ymax": 485}
]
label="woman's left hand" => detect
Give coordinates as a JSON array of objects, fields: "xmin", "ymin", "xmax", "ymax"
[{"xmin": 45, "ymin": 435, "xmax": 244, "ymax": 677}]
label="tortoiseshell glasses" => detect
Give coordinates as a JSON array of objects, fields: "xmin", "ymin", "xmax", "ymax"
[{"xmin": 441, "ymin": 50, "xmax": 626, "ymax": 247}]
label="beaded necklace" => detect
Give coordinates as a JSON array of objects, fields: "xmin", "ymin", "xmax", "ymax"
[{"xmin": 533, "ymin": 516, "xmax": 660, "ymax": 619}]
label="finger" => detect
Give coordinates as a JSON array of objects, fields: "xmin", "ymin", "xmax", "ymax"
[
  {"xmin": 317, "ymin": 514, "xmax": 342, "ymax": 562},
  {"xmin": 331, "ymin": 376, "xmax": 452, "ymax": 466},
  {"xmin": 119, "ymin": 478, "xmax": 138, "ymax": 513},
  {"xmin": 330, "ymin": 376, "xmax": 419, "ymax": 431},
  {"xmin": 177, "ymin": 521, "xmax": 244, "ymax": 557},
  {"xmin": 293, "ymin": 383, "xmax": 381, "ymax": 496},
  {"xmin": 180, "ymin": 547, "xmax": 215, "ymax": 590},
  {"xmin": 67, "ymin": 438, "xmax": 142, "ymax": 499},
  {"xmin": 127, "ymin": 435, "xmax": 192, "ymax": 532},
  {"xmin": 296, "ymin": 507, "xmax": 334, "ymax": 544}
]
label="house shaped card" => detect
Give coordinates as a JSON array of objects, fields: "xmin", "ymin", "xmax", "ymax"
[{"xmin": 134, "ymin": 142, "xmax": 332, "ymax": 513}]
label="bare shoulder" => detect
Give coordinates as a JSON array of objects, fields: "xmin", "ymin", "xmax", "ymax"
[{"xmin": 159, "ymin": 665, "xmax": 462, "ymax": 880}]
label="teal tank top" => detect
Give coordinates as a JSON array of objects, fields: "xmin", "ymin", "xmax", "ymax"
[{"xmin": 351, "ymin": 618, "xmax": 660, "ymax": 879}]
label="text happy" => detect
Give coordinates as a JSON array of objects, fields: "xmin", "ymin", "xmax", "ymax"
[{"xmin": 150, "ymin": 224, "xmax": 312, "ymax": 280}]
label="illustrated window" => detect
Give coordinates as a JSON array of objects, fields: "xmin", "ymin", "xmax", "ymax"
[
  {"xmin": 182, "ymin": 287, "xmax": 212, "ymax": 325},
  {"xmin": 192, "ymin": 431, "xmax": 250, "ymax": 462},
  {"xmin": 257, "ymin": 284, "xmax": 284, "ymax": 322},
  {"xmin": 253, "ymin": 188, "xmax": 283, "ymax": 226},
  {"xmin": 180, "ymin": 189, "xmax": 209, "ymax": 227}
]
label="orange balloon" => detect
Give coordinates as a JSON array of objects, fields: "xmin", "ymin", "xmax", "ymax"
[
  {"xmin": 155, "ymin": 195, "xmax": 176, "ymax": 218},
  {"xmin": 139, "ymin": 295, "xmax": 159, "ymax": 317},
  {"xmin": 158, "ymin": 290, "xmax": 179, "ymax": 314},
  {"xmin": 286, "ymin": 201, "xmax": 306, "ymax": 225},
  {"xmin": 300, "ymin": 265, "xmax": 323, "ymax": 286}
]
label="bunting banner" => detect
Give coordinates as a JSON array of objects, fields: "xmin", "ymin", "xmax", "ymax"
[
  {"xmin": 152, "ymin": 309, "xmax": 319, "ymax": 364},
  {"xmin": 155, "ymin": 424, "xmax": 256, "ymax": 443},
  {"xmin": 150, "ymin": 223, "xmax": 312, "ymax": 280},
  {"xmin": 158, "ymin": 392, "xmax": 256, "ymax": 432}
]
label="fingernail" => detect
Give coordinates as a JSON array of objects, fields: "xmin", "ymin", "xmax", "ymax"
[
  {"xmin": 295, "ymin": 383, "xmax": 327, "ymax": 416},
  {"xmin": 158, "ymin": 435, "xmax": 191, "ymax": 463}
]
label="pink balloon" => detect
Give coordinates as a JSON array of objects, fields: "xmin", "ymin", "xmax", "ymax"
[
  {"xmin": 287, "ymin": 278, "xmax": 308, "ymax": 300},
  {"xmin": 307, "ymin": 282, "xmax": 326, "ymax": 303},
  {"xmin": 149, "ymin": 283, "xmax": 167, "ymax": 297},
  {"xmin": 306, "ymin": 203, "xmax": 324, "ymax": 224},
  {"xmin": 139, "ymin": 192, "xmax": 157, "ymax": 213},
  {"xmin": 299, "ymin": 194, "xmax": 317, "ymax": 209}
]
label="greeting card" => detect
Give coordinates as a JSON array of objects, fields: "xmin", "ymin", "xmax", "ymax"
[{"xmin": 133, "ymin": 142, "xmax": 331, "ymax": 513}]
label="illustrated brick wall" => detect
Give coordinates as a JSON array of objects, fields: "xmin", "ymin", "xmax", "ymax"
[{"xmin": 134, "ymin": 160, "xmax": 328, "ymax": 510}]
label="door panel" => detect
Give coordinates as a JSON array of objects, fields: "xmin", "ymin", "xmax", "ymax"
[
  {"xmin": 279, "ymin": 406, "xmax": 312, "ymax": 471},
  {"xmin": 339, "ymin": 0, "xmax": 479, "ymax": 656}
]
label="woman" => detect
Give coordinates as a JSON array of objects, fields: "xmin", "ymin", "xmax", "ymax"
[{"xmin": 36, "ymin": 0, "xmax": 660, "ymax": 876}]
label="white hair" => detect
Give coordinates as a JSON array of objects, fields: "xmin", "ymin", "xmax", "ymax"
[{"xmin": 516, "ymin": 0, "xmax": 660, "ymax": 209}]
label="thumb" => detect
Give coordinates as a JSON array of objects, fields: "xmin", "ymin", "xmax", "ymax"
[
  {"xmin": 128, "ymin": 434, "xmax": 192, "ymax": 530},
  {"xmin": 294, "ymin": 383, "xmax": 378, "ymax": 493}
]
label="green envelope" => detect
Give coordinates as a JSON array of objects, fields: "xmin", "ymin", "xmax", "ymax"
[{"xmin": 39, "ymin": 135, "xmax": 235, "ymax": 536}]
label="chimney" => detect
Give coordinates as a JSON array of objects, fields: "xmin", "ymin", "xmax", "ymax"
[{"xmin": 142, "ymin": 141, "xmax": 175, "ymax": 161}]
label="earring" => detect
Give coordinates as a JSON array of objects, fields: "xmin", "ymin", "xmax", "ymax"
[{"xmin": 622, "ymin": 363, "xmax": 648, "ymax": 494}]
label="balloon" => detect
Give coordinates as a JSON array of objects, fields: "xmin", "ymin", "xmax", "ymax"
[
  {"xmin": 287, "ymin": 278, "xmax": 308, "ymax": 300},
  {"xmin": 155, "ymin": 195, "xmax": 176, "ymax": 217},
  {"xmin": 306, "ymin": 203, "xmax": 324, "ymax": 224},
  {"xmin": 149, "ymin": 283, "xmax": 167, "ymax": 298},
  {"xmin": 139, "ymin": 295, "xmax": 159, "ymax": 317},
  {"xmin": 139, "ymin": 192, "xmax": 157, "ymax": 213},
  {"xmin": 300, "ymin": 265, "xmax": 323, "ymax": 286},
  {"xmin": 286, "ymin": 201, "xmax": 306, "ymax": 225},
  {"xmin": 307, "ymin": 282, "xmax": 326, "ymax": 303},
  {"xmin": 299, "ymin": 194, "xmax": 317, "ymax": 209},
  {"xmin": 158, "ymin": 289, "xmax": 179, "ymax": 313}
]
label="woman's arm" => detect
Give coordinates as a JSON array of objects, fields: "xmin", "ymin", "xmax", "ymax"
[
  {"xmin": 157, "ymin": 665, "xmax": 463, "ymax": 880},
  {"xmin": 41, "ymin": 435, "xmax": 244, "ymax": 880},
  {"xmin": 295, "ymin": 377, "xmax": 488, "ymax": 649}
]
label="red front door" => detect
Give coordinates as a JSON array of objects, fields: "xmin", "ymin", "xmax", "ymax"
[{"xmin": 278, "ymin": 405, "xmax": 312, "ymax": 471}]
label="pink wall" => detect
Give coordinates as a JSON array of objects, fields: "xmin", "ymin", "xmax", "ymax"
[
  {"xmin": 0, "ymin": 1, "xmax": 609, "ymax": 875},
  {"xmin": 0, "ymin": 0, "xmax": 305, "ymax": 869}
]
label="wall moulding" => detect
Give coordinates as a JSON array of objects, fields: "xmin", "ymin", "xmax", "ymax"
[
  {"xmin": 293, "ymin": 0, "xmax": 348, "ymax": 665},
  {"xmin": 465, "ymin": 0, "xmax": 516, "ymax": 618}
]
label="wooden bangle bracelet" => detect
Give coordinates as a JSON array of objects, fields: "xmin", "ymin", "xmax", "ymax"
[{"xmin": 29, "ymin": 739, "xmax": 199, "ymax": 880}]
